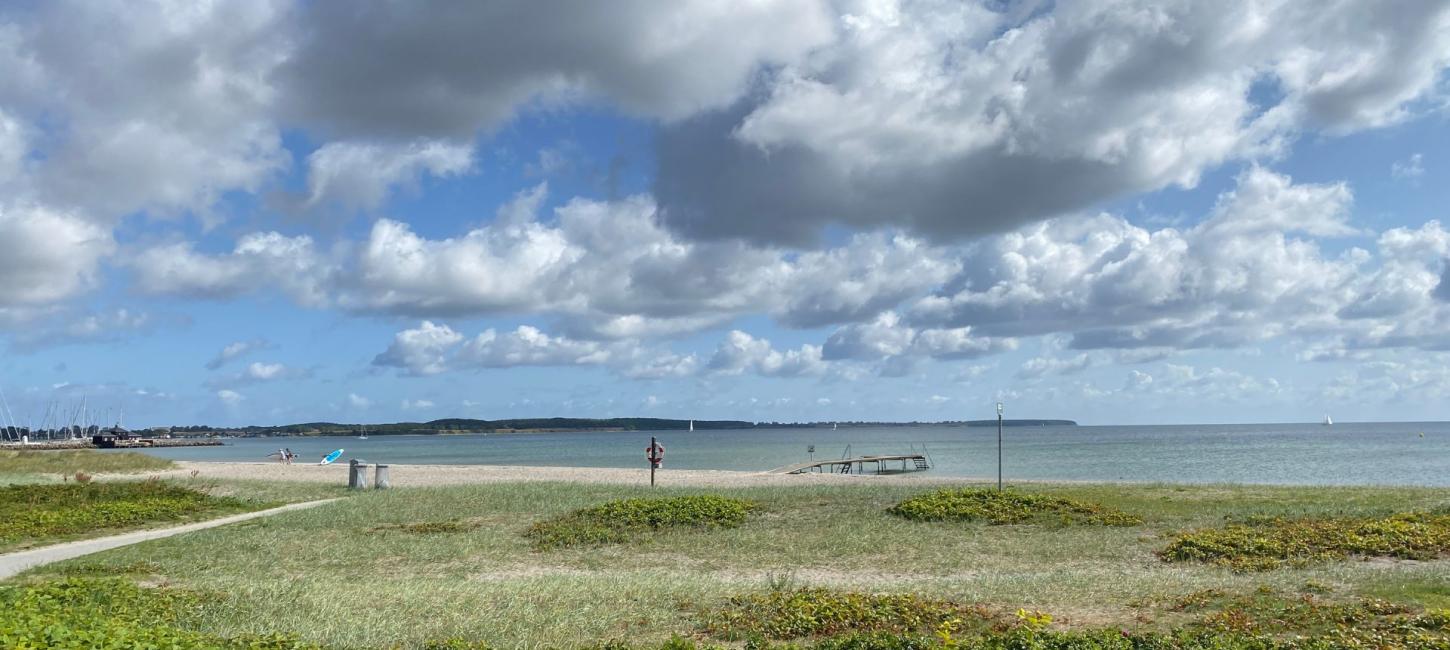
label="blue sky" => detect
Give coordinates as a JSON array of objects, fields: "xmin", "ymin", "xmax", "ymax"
[{"xmin": 3, "ymin": 1, "xmax": 1450, "ymax": 428}]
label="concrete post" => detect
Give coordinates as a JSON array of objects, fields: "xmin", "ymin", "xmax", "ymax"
[
  {"xmin": 374, "ymin": 463, "xmax": 390, "ymax": 489},
  {"xmin": 348, "ymin": 459, "xmax": 369, "ymax": 490}
]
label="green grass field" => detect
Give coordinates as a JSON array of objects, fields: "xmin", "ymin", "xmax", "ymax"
[
  {"xmin": 0, "ymin": 450, "xmax": 344, "ymax": 553},
  {"xmin": 10, "ymin": 481, "xmax": 1450, "ymax": 648}
]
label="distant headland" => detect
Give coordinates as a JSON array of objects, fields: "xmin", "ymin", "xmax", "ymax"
[{"xmin": 142, "ymin": 417, "xmax": 1079, "ymax": 438}]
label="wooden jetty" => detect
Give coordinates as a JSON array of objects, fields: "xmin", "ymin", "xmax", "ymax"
[{"xmin": 768, "ymin": 453, "xmax": 931, "ymax": 475}]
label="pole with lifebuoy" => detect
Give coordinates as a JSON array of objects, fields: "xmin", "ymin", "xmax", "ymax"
[{"xmin": 646, "ymin": 437, "xmax": 665, "ymax": 487}]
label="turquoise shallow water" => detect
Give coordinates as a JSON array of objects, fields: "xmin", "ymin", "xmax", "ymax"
[{"xmin": 125, "ymin": 421, "xmax": 1450, "ymax": 486}]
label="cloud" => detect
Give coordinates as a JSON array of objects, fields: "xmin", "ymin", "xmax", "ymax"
[
  {"xmin": 304, "ymin": 139, "xmax": 474, "ymax": 213},
  {"xmin": 1392, "ymin": 153, "xmax": 1425, "ymax": 180},
  {"xmin": 0, "ymin": 203, "xmax": 115, "ymax": 311},
  {"xmin": 347, "ymin": 393, "xmax": 372, "ymax": 409},
  {"xmin": 276, "ymin": 1, "xmax": 834, "ymax": 137},
  {"xmin": 401, "ymin": 399, "xmax": 434, "ymax": 410},
  {"xmin": 909, "ymin": 168, "xmax": 1367, "ymax": 350},
  {"xmin": 1017, "ymin": 354, "xmax": 1093, "ymax": 380},
  {"xmin": 460, "ymin": 326, "xmax": 613, "ymax": 367},
  {"xmin": 205, "ymin": 360, "xmax": 309, "ymax": 389},
  {"xmin": 129, "ymin": 232, "xmax": 331, "ymax": 305},
  {"xmin": 243, "ymin": 362, "xmax": 293, "ymax": 381},
  {"xmin": 206, "ymin": 339, "xmax": 271, "ymax": 370},
  {"xmin": 6, "ymin": 308, "xmax": 154, "ymax": 350},
  {"xmin": 0, "ymin": 1, "xmax": 290, "ymax": 221},
  {"xmin": 216, "ymin": 389, "xmax": 245, "ymax": 406},
  {"xmin": 373, "ymin": 320, "xmax": 701, "ymax": 380},
  {"xmin": 133, "ymin": 189, "xmax": 951, "ymax": 336},
  {"xmin": 371, "ymin": 321, "xmax": 465, "ymax": 376},
  {"xmin": 707, "ymin": 331, "xmax": 826, "ymax": 378},
  {"xmin": 822, "ymin": 311, "xmax": 1017, "ymax": 373},
  {"xmin": 655, "ymin": 0, "xmax": 1450, "ymax": 245},
  {"xmin": 1124, "ymin": 364, "xmax": 1283, "ymax": 403}
]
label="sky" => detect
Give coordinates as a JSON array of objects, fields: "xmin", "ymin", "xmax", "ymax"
[{"xmin": 3, "ymin": 0, "xmax": 1450, "ymax": 428}]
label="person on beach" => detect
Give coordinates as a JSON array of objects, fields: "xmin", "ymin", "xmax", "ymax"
[
  {"xmin": 276, "ymin": 448, "xmax": 287, "ymax": 464},
  {"xmin": 283, "ymin": 448, "xmax": 294, "ymax": 465}
]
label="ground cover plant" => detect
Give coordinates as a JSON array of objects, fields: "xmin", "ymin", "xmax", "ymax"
[
  {"xmin": 0, "ymin": 449, "xmax": 174, "ymax": 478},
  {"xmin": 702, "ymin": 588, "xmax": 996, "ymax": 640},
  {"xmin": 700, "ymin": 585, "xmax": 1450, "ymax": 649},
  {"xmin": 527, "ymin": 494, "xmax": 758, "ymax": 548},
  {"xmin": 1161, "ymin": 511, "xmax": 1450, "ymax": 571},
  {"xmin": 0, "ymin": 577, "xmax": 316, "ymax": 649},
  {"xmin": 10, "ymin": 577, "xmax": 1450, "ymax": 650},
  {"xmin": 888, "ymin": 488, "xmax": 1142, "ymax": 526},
  {"xmin": 18, "ymin": 481, "xmax": 1450, "ymax": 648},
  {"xmin": 0, "ymin": 479, "xmax": 259, "ymax": 552}
]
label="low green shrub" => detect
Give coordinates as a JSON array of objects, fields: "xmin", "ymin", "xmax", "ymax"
[
  {"xmin": 527, "ymin": 495, "xmax": 757, "ymax": 549},
  {"xmin": 0, "ymin": 480, "xmax": 255, "ymax": 550},
  {"xmin": 1161, "ymin": 512, "xmax": 1450, "ymax": 571},
  {"xmin": 887, "ymin": 489, "xmax": 1141, "ymax": 526},
  {"xmin": 0, "ymin": 578, "xmax": 318, "ymax": 649},
  {"xmin": 701, "ymin": 589, "xmax": 994, "ymax": 640}
]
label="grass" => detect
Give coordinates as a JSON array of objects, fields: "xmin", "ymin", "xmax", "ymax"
[
  {"xmin": 10, "ymin": 481, "xmax": 1450, "ymax": 648},
  {"xmin": 527, "ymin": 495, "xmax": 758, "ymax": 549},
  {"xmin": 0, "ymin": 476, "xmax": 340, "ymax": 553},
  {"xmin": 0, "ymin": 480, "xmax": 260, "ymax": 552},
  {"xmin": 0, "ymin": 449, "xmax": 174, "ymax": 479},
  {"xmin": 888, "ymin": 488, "xmax": 1142, "ymax": 526},
  {"xmin": 1162, "ymin": 512, "xmax": 1450, "ymax": 571}
]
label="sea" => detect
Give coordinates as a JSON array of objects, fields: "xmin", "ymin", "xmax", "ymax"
[{"xmin": 125, "ymin": 421, "xmax": 1450, "ymax": 487}]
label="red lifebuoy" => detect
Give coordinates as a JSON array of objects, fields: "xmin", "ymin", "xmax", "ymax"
[{"xmin": 646, "ymin": 441, "xmax": 665, "ymax": 467}]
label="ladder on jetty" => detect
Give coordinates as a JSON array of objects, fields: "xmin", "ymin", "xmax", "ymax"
[{"xmin": 768, "ymin": 452, "xmax": 932, "ymax": 475}]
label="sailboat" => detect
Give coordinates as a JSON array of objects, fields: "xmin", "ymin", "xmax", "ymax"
[
  {"xmin": 688, "ymin": 420, "xmax": 694, "ymax": 432},
  {"xmin": 832, "ymin": 422, "xmax": 838, "ymax": 431},
  {"xmin": 1322, "ymin": 414, "xmax": 1333, "ymax": 426},
  {"xmin": 357, "ymin": 424, "xmax": 369, "ymax": 440}
]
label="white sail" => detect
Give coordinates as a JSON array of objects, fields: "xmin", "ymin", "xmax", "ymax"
[
  {"xmin": 1322, "ymin": 414, "xmax": 1333, "ymax": 426},
  {"xmin": 688, "ymin": 420, "xmax": 694, "ymax": 432}
]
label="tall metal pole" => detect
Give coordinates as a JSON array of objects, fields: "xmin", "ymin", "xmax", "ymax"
[
  {"xmin": 650, "ymin": 436, "xmax": 657, "ymax": 487},
  {"xmin": 996, "ymin": 402, "xmax": 1004, "ymax": 491}
]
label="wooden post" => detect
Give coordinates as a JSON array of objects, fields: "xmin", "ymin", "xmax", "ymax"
[
  {"xmin": 374, "ymin": 463, "xmax": 390, "ymax": 489},
  {"xmin": 649, "ymin": 436, "xmax": 657, "ymax": 487}
]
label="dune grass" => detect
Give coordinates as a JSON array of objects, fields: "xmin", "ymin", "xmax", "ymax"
[
  {"xmin": 0, "ymin": 449, "xmax": 174, "ymax": 480},
  {"xmin": 11, "ymin": 481, "xmax": 1450, "ymax": 648},
  {"xmin": 527, "ymin": 495, "xmax": 758, "ymax": 548},
  {"xmin": 0, "ymin": 480, "xmax": 261, "ymax": 552},
  {"xmin": 0, "ymin": 476, "xmax": 341, "ymax": 553}
]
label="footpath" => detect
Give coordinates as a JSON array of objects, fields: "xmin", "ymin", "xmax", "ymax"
[{"xmin": 0, "ymin": 498, "xmax": 339, "ymax": 580}]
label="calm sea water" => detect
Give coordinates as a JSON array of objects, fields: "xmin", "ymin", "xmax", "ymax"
[{"xmin": 127, "ymin": 421, "xmax": 1450, "ymax": 486}]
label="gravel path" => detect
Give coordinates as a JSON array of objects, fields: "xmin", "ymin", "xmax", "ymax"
[{"xmin": 0, "ymin": 498, "xmax": 339, "ymax": 580}]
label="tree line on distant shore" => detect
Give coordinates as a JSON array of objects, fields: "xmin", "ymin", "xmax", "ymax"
[{"xmin": 150, "ymin": 417, "xmax": 1077, "ymax": 438}]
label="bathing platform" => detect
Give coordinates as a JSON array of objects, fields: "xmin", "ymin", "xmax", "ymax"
[{"xmin": 768, "ymin": 453, "xmax": 931, "ymax": 475}]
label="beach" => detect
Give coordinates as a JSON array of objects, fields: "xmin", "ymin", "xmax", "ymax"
[{"xmin": 136, "ymin": 460, "xmax": 982, "ymax": 488}]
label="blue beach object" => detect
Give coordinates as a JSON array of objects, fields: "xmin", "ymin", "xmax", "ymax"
[{"xmin": 319, "ymin": 449, "xmax": 344, "ymax": 465}]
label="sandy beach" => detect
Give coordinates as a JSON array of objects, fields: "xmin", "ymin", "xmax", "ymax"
[{"xmin": 136, "ymin": 460, "xmax": 983, "ymax": 488}]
